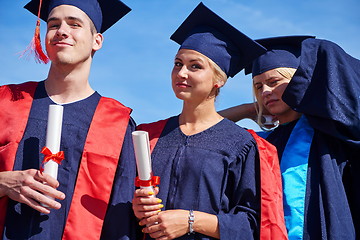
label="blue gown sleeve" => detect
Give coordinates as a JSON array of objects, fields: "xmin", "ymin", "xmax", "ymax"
[
  {"xmin": 217, "ymin": 139, "xmax": 260, "ymax": 239},
  {"xmin": 282, "ymin": 38, "xmax": 360, "ymax": 145},
  {"xmin": 100, "ymin": 117, "xmax": 138, "ymax": 240}
]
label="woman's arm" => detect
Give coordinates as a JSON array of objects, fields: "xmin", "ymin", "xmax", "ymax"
[
  {"xmin": 218, "ymin": 103, "xmax": 257, "ymax": 122},
  {"xmin": 140, "ymin": 209, "xmax": 220, "ymax": 239}
]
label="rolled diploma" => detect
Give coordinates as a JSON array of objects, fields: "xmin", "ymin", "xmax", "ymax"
[
  {"xmin": 132, "ymin": 131, "xmax": 154, "ymax": 192},
  {"xmin": 43, "ymin": 104, "xmax": 64, "ymax": 201}
]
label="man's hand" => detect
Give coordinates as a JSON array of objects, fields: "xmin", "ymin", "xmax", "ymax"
[{"xmin": 0, "ymin": 169, "xmax": 65, "ymax": 214}]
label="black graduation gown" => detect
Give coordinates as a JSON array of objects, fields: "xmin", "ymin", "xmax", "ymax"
[
  {"xmin": 148, "ymin": 116, "xmax": 260, "ymax": 239},
  {"xmin": 2, "ymin": 81, "xmax": 138, "ymax": 240},
  {"xmin": 267, "ymin": 38, "xmax": 360, "ymax": 240}
]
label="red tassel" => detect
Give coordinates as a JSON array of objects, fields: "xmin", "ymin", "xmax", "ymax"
[
  {"xmin": 20, "ymin": 0, "xmax": 49, "ymax": 64},
  {"xmin": 33, "ymin": 19, "xmax": 49, "ymax": 64}
]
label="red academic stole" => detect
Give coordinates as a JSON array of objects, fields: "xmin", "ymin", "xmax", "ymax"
[
  {"xmin": 137, "ymin": 120, "xmax": 288, "ymax": 240},
  {"xmin": 247, "ymin": 130, "xmax": 288, "ymax": 240},
  {"xmin": 0, "ymin": 82, "xmax": 38, "ymax": 238},
  {"xmin": 0, "ymin": 82, "xmax": 131, "ymax": 240}
]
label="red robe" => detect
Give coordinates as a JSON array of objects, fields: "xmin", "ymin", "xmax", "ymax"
[{"xmin": 0, "ymin": 82, "xmax": 131, "ymax": 240}]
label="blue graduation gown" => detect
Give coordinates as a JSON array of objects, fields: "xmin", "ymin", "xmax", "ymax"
[
  {"xmin": 2, "ymin": 81, "xmax": 138, "ymax": 240},
  {"xmin": 147, "ymin": 116, "xmax": 260, "ymax": 239},
  {"xmin": 265, "ymin": 38, "xmax": 360, "ymax": 240}
]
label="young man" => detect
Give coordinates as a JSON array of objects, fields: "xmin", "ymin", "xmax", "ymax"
[{"xmin": 0, "ymin": 0, "xmax": 137, "ymax": 239}]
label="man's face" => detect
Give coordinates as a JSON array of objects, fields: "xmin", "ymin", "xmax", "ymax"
[{"xmin": 45, "ymin": 5, "xmax": 102, "ymax": 65}]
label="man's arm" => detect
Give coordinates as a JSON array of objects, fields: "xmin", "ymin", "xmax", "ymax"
[{"xmin": 0, "ymin": 169, "xmax": 65, "ymax": 214}]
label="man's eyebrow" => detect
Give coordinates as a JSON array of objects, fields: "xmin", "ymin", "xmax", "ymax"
[{"xmin": 47, "ymin": 16, "xmax": 85, "ymax": 24}]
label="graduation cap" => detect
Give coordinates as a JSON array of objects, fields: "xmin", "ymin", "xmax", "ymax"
[
  {"xmin": 170, "ymin": 2, "xmax": 266, "ymax": 78},
  {"xmin": 23, "ymin": 0, "xmax": 131, "ymax": 63},
  {"xmin": 25, "ymin": 0, "xmax": 131, "ymax": 33},
  {"xmin": 245, "ymin": 35, "xmax": 315, "ymax": 77}
]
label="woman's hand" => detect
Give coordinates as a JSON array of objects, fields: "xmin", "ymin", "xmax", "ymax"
[
  {"xmin": 132, "ymin": 187, "xmax": 163, "ymax": 220},
  {"xmin": 140, "ymin": 209, "xmax": 189, "ymax": 240}
]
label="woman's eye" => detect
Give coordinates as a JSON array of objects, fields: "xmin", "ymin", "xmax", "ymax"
[
  {"xmin": 268, "ymin": 80, "xmax": 279, "ymax": 87},
  {"xmin": 191, "ymin": 64, "xmax": 201, "ymax": 69},
  {"xmin": 174, "ymin": 62, "xmax": 182, "ymax": 67}
]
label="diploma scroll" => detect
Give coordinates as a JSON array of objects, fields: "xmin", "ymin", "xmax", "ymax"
[
  {"xmin": 132, "ymin": 131, "xmax": 159, "ymax": 194},
  {"xmin": 43, "ymin": 104, "xmax": 64, "ymax": 178},
  {"xmin": 42, "ymin": 104, "xmax": 64, "ymax": 204},
  {"xmin": 132, "ymin": 131, "xmax": 161, "ymax": 226}
]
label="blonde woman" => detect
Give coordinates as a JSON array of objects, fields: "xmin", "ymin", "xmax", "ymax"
[
  {"xmin": 132, "ymin": 3, "xmax": 287, "ymax": 240},
  {"xmin": 220, "ymin": 36, "xmax": 360, "ymax": 240}
]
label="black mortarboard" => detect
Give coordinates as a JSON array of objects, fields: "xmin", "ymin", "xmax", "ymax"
[
  {"xmin": 245, "ymin": 35, "xmax": 315, "ymax": 77},
  {"xmin": 24, "ymin": 0, "xmax": 131, "ymax": 33},
  {"xmin": 170, "ymin": 2, "xmax": 266, "ymax": 78}
]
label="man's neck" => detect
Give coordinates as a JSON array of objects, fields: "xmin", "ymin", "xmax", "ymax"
[{"xmin": 45, "ymin": 63, "xmax": 95, "ymax": 104}]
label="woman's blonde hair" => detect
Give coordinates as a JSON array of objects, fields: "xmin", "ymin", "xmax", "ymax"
[
  {"xmin": 253, "ymin": 67, "xmax": 297, "ymax": 130},
  {"xmin": 207, "ymin": 57, "xmax": 228, "ymax": 97}
]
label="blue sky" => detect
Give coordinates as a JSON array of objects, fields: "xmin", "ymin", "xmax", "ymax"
[{"xmin": 1, "ymin": 0, "xmax": 359, "ymax": 131}]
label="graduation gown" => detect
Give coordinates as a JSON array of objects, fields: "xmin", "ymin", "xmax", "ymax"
[
  {"xmin": 0, "ymin": 81, "xmax": 138, "ymax": 240},
  {"xmin": 262, "ymin": 38, "xmax": 360, "ymax": 240},
  {"xmin": 139, "ymin": 118, "xmax": 287, "ymax": 240},
  {"xmin": 139, "ymin": 116, "xmax": 260, "ymax": 239}
]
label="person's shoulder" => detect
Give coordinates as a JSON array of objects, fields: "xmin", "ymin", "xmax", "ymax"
[
  {"xmin": 98, "ymin": 96, "xmax": 132, "ymax": 112},
  {"xmin": 0, "ymin": 81, "xmax": 39, "ymax": 100},
  {"xmin": 98, "ymin": 96, "xmax": 126, "ymax": 106},
  {"xmin": 1, "ymin": 81, "xmax": 38, "ymax": 89},
  {"xmin": 220, "ymin": 118, "xmax": 254, "ymax": 139},
  {"xmin": 213, "ymin": 119, "xmax": 257, "ymax": 154},
  {"xmin": 136, "ymin": 117, "xmax": 174, "ymax": 131}
]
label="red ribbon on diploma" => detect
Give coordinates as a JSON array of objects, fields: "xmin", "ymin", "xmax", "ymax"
[
  {"xmin": 135, "ymin": 176, "xmax": 160, "ymax": 187},
  {"xmin": 40, "ymin": 146, "xmax": 65, "ymax": 172}
]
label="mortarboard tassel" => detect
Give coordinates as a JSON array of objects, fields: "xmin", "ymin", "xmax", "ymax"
[{"xmin": 22, "ymin": 0, "xmax": 49, "ymax": 64}]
